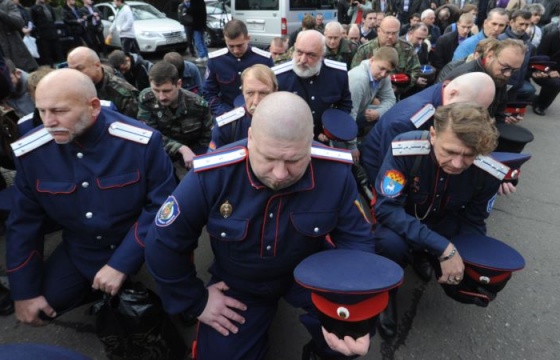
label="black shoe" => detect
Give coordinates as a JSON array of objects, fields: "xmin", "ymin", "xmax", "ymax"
[
  {"xmin": 378, "ymin": 292, "xmax": 397, "ymax": 339},
  {"xmin": 0, "ymin": 284, "xmax": 14, "ymax": 316},
  {"xmin": 411, "ymin": 253, "xmax": 434, "ymax": 282},
  {"xmin": 533, "ymin": 106, "xmax": 546, "ymax": 116}
]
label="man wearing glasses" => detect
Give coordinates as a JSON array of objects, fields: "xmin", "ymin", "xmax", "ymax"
[
  {"xmin": 442, "ymin": 38, "xmax": 526, "ymax": 125},
  {"xmin": 351, "ymin": 16, "xmax": 421, "ymax": 96}
]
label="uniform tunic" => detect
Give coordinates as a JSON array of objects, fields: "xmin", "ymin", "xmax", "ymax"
[
  {"xmin": 6, "ymin": 109, "xmax": 177, "ymax": 302},
  {"xmin": 373, "ymin": 131, "xmax": 502, "ymax": 265},
  {"xmin": 202, "ymin": 47, "xmax": 274, "ymax": 116}
]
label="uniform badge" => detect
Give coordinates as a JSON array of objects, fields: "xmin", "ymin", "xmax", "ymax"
[
  {"xmin": 156, "ymin": 196, "xmax": 180, "ymax": 227},
  {"xmin": 487, "ymin": 193, "xmax": 497, "ymax": 213},
  {"xmin": 220, "ymin": 200, "xmax": 233, "ymax": 218},
  {"xmin": 381, "ymin": 170, "xmax": 406, "ymax": 197}
]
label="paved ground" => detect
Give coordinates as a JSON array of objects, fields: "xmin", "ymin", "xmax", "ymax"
[{"xmin": 0, "ymin": 74, "xmax": 559, "ymax": 359}]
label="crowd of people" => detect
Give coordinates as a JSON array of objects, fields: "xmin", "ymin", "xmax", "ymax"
[{"xmin": 0, "ymin": 0, "xmax": 559, "ymax": 358}]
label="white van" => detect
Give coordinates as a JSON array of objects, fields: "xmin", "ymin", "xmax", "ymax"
[{"xmin": 230, "ymin": 0, "xmax": 337, "ymax": 48}]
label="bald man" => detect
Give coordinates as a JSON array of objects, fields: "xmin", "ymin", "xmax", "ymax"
[
  {"xmin": 351, "ymin": 16, "xmax": 421, "ymax": 96},
  {"xmin": 145, "ymin": 92, "xmax": 378, "ymax": 359},
  {"xmin": 67, "ymin": 46, "xmax": 139, "ymax": 118},
  {"xmin": 6, "ymin": 69, "xmax": 176, "ymax": 327},
  {"xmin": 360, "ymin": 72, "xmax": 496, "ymax": 187}
]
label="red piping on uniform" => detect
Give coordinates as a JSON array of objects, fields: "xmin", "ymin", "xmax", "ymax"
[
  {"xmin": 35, "ymin": 179, "xmax": 76, "ymax": 194},
  {"xmin": 96, "ymin": 170, "xmax": 140, "ymax": 189},
  {"xmin": 6, "ymin": 250, "xmax": 42, "ymax": 272},
  {"xmin": 133, "ymin": 222, "xmax": 144, "ymax": 248}
]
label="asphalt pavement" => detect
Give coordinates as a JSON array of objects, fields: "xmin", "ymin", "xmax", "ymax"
[{"xmin": 0, "ymin": 70, "xmax": 559, "ymax": 359}]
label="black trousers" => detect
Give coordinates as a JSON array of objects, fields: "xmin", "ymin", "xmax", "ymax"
[{"xmin": 533, "ymin": 77, "xmax": 560, "ymax": 110}]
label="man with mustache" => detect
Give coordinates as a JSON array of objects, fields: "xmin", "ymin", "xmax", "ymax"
[
  {"xmin": 208, "ymin": 64, "xmax": 277, "ymax": 151},
  {"xmin": 137, "ymin": 61, "xmax": 212, "ymax": 169},
  {"xmin": 5, "ymin": 68, "xmax": 176, "ymax": 327},
  {"xmin": 273, "ymin": 30, "xmax": 353, "ymax": 158},
  {"xmin": 442, "ymin": 38, "xmax": 526, "ymax": 124}
]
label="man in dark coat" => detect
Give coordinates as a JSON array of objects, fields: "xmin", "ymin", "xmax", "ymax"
[
  {"xmin": 0, "ymin": 0, "xmax": 38, "ymax": 72},
  {"xmin": 31, "ymin": 0, "xmax": 61, "ymax": 67}
]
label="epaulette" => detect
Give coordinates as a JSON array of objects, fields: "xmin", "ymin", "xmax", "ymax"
[
  {"xmin": 397, "ymin": 38, "xmax": 414, "ymax": 50},
  {"xmin": 100, "ymin": 99, "xmax": 114, "ymax": 108},
  {"xmin": 392, "ymin": 139, "xmax": 431, "ymax": 156},
  {"xmin": 474, "ymin": 155, "xmax": 510, "ymax": 180},
  {"xmin": 17, "ymin": 112, "xmax": 33, "ymax": 125},
  {"xmin": 208, "ymin": 47, "xmax": 228, "ymax": 59},
  {"xmin": 324, "ymin": 59, "xmax": 347, "ymax": 71},
  {"xmin": 11, "ymin": 128, "xmax": 53, "ymax": 157},
  {"xmin": 193, "ymin": 146, "xmax": 247, "ymax": 172},
  {"xmin": 108, "ymin": 121, "xmax": 153, "ymax": 144},
  {"xmin": 272, "ymin": 60, "xmax": 294, "ymax": 75},
  {"xmin": 311, "ymin": 146, "xmax": 353, "ymax": 164},
  {"xmin": 409, "ymin": 104, "xmax": 435, "ymax": 128},
  {"xmin": 251, "ymin": 46, "xmax": 272, "ymax": 58},
  {"xmin": 139, "ymin": 89, "xmax": 156, "ymax": 103},
  {"xmin": 216, "ymin": 107, "xmax": 245, "ymax": 127}
]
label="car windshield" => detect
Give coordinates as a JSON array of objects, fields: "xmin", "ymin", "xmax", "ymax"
[
  {"xmin": 130, "ymin": 4, "xmax": 166, "ymax": 20},
  {"xmin": 206, "ymin": 2, "xmax": 231, "ymax": 14}
]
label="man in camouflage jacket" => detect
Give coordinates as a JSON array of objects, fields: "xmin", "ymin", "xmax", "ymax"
[{"xmin": 138, "ymin": 61, "xmax": 212, "ymax": 169}]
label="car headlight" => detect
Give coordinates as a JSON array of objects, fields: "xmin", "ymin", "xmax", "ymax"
[{"xmin": 138, "ymin": 31, "xmax": 163, "ymax": 38}]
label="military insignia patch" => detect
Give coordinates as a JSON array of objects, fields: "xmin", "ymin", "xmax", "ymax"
[
  {"xmin": 487, "ymin": 193, "xmax": 497, "ymax": 213},
  {"xmin": 156, "ymin": 196, "xmax": 180, "ymax": 227},
  {"xmin": 381, "ymin": 170, "xmax": 406, "ymax": 197}
]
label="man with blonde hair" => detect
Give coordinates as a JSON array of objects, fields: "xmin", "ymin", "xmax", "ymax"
[
  {"xmin": 209, "ymin": 64, "xmax": 278, "ymax": 150},
  {"xmin": 373, "ymin": 102, "xmax": 502, "ymax": 338}
]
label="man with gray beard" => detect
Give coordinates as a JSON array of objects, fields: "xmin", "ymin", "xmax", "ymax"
[{"xmin": 273, "ymin": 30, "xmax": 353, "ymax": 155}]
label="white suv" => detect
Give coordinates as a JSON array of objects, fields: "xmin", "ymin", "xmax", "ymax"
[{"xmin": 95, "ymin": 1, "xmax": 187, "ymax": 53}]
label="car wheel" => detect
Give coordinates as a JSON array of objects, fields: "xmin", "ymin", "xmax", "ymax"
[{"xmin": 204, "ymin": 32, "xmax": 213, "ymax": 47}]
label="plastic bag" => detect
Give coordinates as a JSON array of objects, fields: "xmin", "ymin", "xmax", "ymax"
[
  {"xmin": 23, "ymin": 35, "xmax": 40, "ymax": 59},
  {"xmin": 90, "ymin": 282, "xmax": 187, "ymax": 360}
]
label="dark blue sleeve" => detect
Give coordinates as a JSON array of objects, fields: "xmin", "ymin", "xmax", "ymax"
[
  {"xmin": 144, "ymin": 170, "xmax": 210, "ymax": 316},
  {"xmin": 374, "ymin": 150, "xmax": 450, "ymax": 255}
]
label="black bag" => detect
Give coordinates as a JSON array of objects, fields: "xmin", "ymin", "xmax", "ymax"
[
  {"xmin": 0, "ymin": 103, "xmax": 20, "ymax": 170},
  {"xmin": 91, "ymin": 282, "xmax": 187, "ymax": 360},
  {"xmin": 179, "ymin": 13, "xmax": 194, "ymax": 26}
]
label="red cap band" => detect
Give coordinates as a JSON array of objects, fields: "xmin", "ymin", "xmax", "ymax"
[
  {"xmin": 311, "ymin": 291, "xmax": 388, "ymax": 322},
  {"xmin": 465, "ymin": 266, "xmax": 511, "ymax": 285}
]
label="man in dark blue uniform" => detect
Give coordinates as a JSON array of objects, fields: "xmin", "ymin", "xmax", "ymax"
[
  {"xmin": 145, "ymin": 92, "xmax": 377, "ymax": 360},
  {"xmin": 6, "ymin": 69, "xmax": 177, "ymax": 326},
  {"xmin": 373, "ymin": 102, "xmax": 506, "ymax": 338},
  {"xmin": 208, "ymin": 64, "xmax": 278, "ymax": 151},
  {"xmin": 202, "ymin": 20, "xmax": 274, "ymax": 117},
  {"xmin": 273, "ymin": 30, "xmax": 353, "ymax": 159},
  {"xmin": 360, "ymin": 72, "xmax": 496, "ymax": 187}
]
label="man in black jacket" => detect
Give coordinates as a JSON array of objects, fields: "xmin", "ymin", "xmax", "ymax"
[
  {"xmin": 108, "ymin": 49, "xmax": 152, "ymax": 91},
  {"xmin": 31, "ymin": 0, "xmax": 61, "ymax": 67},
  {"xmin": 432, "ymin": 13, "xmax": 474, "ymax": 73},
  {"xmin": 532, "ymin": 27, "xmax": 560, "ymax": 116}
]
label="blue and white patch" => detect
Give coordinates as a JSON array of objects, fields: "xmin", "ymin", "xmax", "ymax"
[
  {"xmin": 156, "ymin": 196, "xmax": 180, "ymax": 227},
  {"xmin": 487, "ymin": 193, "xmax": 497, "ymax": 213}
]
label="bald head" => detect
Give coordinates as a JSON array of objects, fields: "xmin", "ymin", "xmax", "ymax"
[
  {"xmin": 251, "ymin": 92, "xmax": 313, "ymax": 143},
  {"xmin": 67, "ymin": 46, "xmax": 103, "ymax": 83},
  {"xmin": 37, "ymin": 68, "xmax": 97, "ymax": 101},
  {"xmin": 295, "ymin": 30, "xmax": 326, "ymax": 56},
  {"xmin": 444, "ymin": 72, "xmax": 496, "ymax": 107}
]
